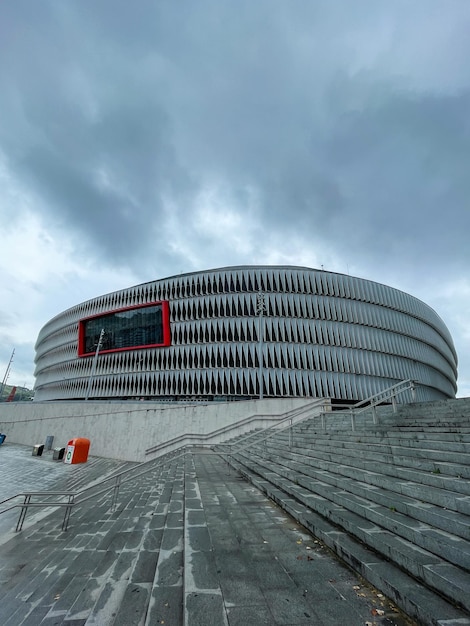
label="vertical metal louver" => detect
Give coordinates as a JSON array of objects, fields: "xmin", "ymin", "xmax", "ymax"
[{"xmin": 33, "ymin": 266, "xmax": 458, "ymax": 402}]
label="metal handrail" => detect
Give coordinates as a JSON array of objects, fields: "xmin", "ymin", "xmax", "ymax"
[
  {"xmin": 145, "ymin": 397, "xmax": 328, "ymax": 456},
  {"xmin": 316, "ymin": 379, "xmax": 418, "ymax": 431},
  {"xmin": 0, "ymin": 491, "xmax": 77, "ymax": 532},
  {"xmin": 217, "ymin": 380, "xmax": 419, "ymax": 461},
  {"xmin": 353, "ymin": 379, "xmax": 416, "ymax": 410},
  {"xmin": 0, "ymin": 384, "xmax": 412, "ymax": 533},
  {"xmin": 0, "ymin": 448, "xmax": 184, "ymax": 532},
  {"xmin": 215, "ymin": 398, "xmax": 330, "ymax": 457},
  {"xmin": 349, "ymin": 379, "xmax": 417, "ymax": 430},
  {"xmin": 0, "ymin": 398, "xmax": 327, "ymax": 533}
]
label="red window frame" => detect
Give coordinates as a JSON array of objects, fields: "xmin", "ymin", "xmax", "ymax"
[{"xmin": 78, "ymin": 301, "xmax": 171, "ymax": 356}]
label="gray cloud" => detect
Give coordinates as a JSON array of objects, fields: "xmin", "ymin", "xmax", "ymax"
[
  {"xmin": 2, "ymin": 1, "xmax": 469, "ymax": 271},
  {"xmin": 1, "ymin": 0, "xmax": 470, "ymax": 391}
]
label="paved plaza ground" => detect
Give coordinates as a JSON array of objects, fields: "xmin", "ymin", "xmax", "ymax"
[{"xmin": 0, "ymin": 442, "xmax": 414, "ymax": 625}]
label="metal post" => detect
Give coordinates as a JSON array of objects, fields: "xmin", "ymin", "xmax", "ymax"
[
  {"xmin": 62, "ymin": 494, "xmax": 74, "ymax": 531},
  {"xmin": 392, "ymin": 394, "xmax": 397, "ymax": 413},
  {"xmin": 111, "ymin": 474, "xmax": 121, "ymax": 511},
  {"xmin": 289, "ymin": 417, "xmax": 293, "ymax": 449},
  {"xmin": 321, "ymin": 412, "xmax": 326, "ymax": 430},
  {"xmin": 85, "ymin": 328, "xmax": 105, "ymax": 400},
  {"xmin": 256, "ymin": 292, "xmax": 266, "ymax": 400},
  {"xmin": 16, "ymin": 494, "xmax": 31, "ymax": 532},
  {"xmin": 411, "ymin": 381, "xmax": 416, "ymax": 403},
  {"xmin": 350, "ymin": 409, "xmax": 356, "ymax": 432},
  {"xmin": 372, "ymin": 405, "xmax": 378, "ymax": 425}
]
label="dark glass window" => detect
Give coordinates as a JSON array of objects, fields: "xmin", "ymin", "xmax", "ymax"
[{"xmin": 79, "ymin": 302, "xmax": 170, "ymax": 356}]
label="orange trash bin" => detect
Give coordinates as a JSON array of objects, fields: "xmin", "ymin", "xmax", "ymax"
[{"xmin": 64, "ymin": 438, "xmax": 90, "ymax": 464}]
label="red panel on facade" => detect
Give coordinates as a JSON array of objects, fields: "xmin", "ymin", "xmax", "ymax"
[{"xmin": 78, "ymin": 301, "xmax": 170, "ymax": 356}]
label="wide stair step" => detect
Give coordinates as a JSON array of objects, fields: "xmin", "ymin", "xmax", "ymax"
[
  {"xmin": 224, "ymin": 453, "xmax": 470, "ymax": 626},
  {"xmin": 85, "ymin": 456, "xmax": 185, "ymax": 626},
  {"xmin": 142, "ymin": 459, "xmax": 185, "ymax": 626},
  {"xmin": 275, "ymin": 430, "xmax": 470, "ymax": 478},
  {"xmin": 183, "ymin": 454, "xmax": 227, "ymax": 626},
  {"xmin": 269, "ymin": 435, "xmax": 470, "ymax": 509},
  {"xmin": 226, "ymin": 416, "xmax": 470, "ymax": 618},
  {"xmin": 0, "ymin": 453, "xmax": 184, "ymax": 626}
]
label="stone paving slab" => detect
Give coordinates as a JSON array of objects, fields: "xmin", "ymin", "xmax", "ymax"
[
  {"xmin": 0, "ymin": 442, "xmax": 131, "ymax": 541},
  {"xmin": 237, "ymin": 444, "xmax": 470, "ymax": 568},
  {"xmin": 192, "ymin": 454, "xmax": 415, "ymax": 626},
  {"xmin": 0, "ymin": 442, "xmax": 431, "ymax": 625},
  {"xmin": 229, "ymin": 454, "xmax": 470, "ymax": 625}
]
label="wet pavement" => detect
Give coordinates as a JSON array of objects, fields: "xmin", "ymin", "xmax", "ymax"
[{"xmin": 0, "ymin": 442, "xmax": 415, "ymax": 625}]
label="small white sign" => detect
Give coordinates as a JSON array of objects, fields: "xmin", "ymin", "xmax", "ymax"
[{"xmin": 64, "ymin": 444, "xmax": 75, "ymax": 464}]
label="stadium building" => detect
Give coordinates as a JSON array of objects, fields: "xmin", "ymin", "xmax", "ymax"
[{"xmin": 33, "ymin": 266, "xmax": 458, "ymax": 403}]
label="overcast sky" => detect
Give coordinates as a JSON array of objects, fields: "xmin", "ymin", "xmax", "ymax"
[{"xmin": 0, "ymin": 0, "xmax": 469, "ymax": 397}]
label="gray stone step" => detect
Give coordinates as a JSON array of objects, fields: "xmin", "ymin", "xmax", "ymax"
[
  {"xmin": 46, "ymin": 473, "xmax": 166, "ymax": 624},
  {"xmin": 259, "ymin": 443, "xmax": 470, "ymax": 538},
  {"xmin": 304, "ymin": 398, "xmax": 470, "ymax": 432},
  {"xmin": 143, "ymin": 459, "xmax": 185, "ymax": 626},
  {"xmin": 380, "ymin": 414, "xmax": 470, "ymax": 427},
  {"xmin": 267, "ymin": 438, "xmax": 470, "ymax": 512},
  {"xmin": 239, "ymin": 449, "xmax": 470, "ymax": 570},
  {"xmin": 1, "ymin": 548, "xmax": 74, "ymax": 626},
  {"xmin": 383, "ymin": 398, "xmax": 470, "ymax": 419},
  {"xmin": 183, "ymin": 455, "xmax": 227, "ymax": 626},
  {"xmin": 295, "ymin": 428, "xmax": 470, "ymax": 451},
  {"xmin": 0, "ymin": 456, "xmax": 179, "ymax": 626},
  {"xmin": 82, "ymin": 458, "xmax": 184, "ymax": 626},
  {"xmin": 191, "ymin": 453, "xmax": 422, "ymax": 626},
  {"xmin": 290, "ymin": 440, "xmax": 470, "ymax": 497},
  {"xmin": 0, "ymin": 509, "xmax": 121, "ymax": 619},
  {"xmin": 274, "ymin": 433, "xmax": 470, "ymax": 478},
  {"xmin": 280, "ymin": 430, "xmax": 470, "ymax": 466},
  {"xmin": 390, "ymin": 422, "xmax": 470, "ymax": 432},
  {"xmin": 226, "ymin": 455, "xmax": 470, "ymax": 625},
  {"xmin": 230, "ymin": 452, "xmax": 470, "ymax": 614}
]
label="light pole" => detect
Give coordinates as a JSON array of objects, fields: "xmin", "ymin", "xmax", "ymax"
[
  {"xmin": 256, "ymin": 292, "xmax": 266, "ymax": 400},
  {"xmin": 0, "ymin": 349, "xmax": 14, "ymax": 402},
  {"xmin": 85, "ymin": 329, "xmax": 105, "ymax": 400}
]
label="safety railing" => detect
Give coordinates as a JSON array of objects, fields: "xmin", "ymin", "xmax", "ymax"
[
  {"xmin": 0, "ymin": 492, "xmax": 75, "ymax": 532},
  {"xmin": 0, "ymin": 448, "xmax": 184, "ymax": 532},
  {"xmin": 0, "ymin": 383, "xmax": 415, "ymax": 532},
  {"xmin": 144, "ymin": 397, "xmax": 329, "ymax": 457},
  {"xmin": 0, "ymin": 398, "xmax": 327, "ymax": 533},
  {"xmin": 216, "ymin": 380, "xmax": 419, "ymax": 464},
  {"xmin": 214, "ymin": 398, "xmax": 330, "ymax": 460},
  {"xmin": 319, "ymin": 379, "xmax": 418, "ymax": 431}
]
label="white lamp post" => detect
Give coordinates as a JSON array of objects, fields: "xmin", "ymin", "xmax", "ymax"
[
  {"xmin": 256, "ymin": 292, "xmax": 266, "ymax": 400},
  {"xmin": 85, "ymin": 329, "xmax": 105, "ymax": 400}
]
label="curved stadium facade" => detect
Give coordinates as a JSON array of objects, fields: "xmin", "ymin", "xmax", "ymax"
[{"xmin": 33, "ymin": 266, "xmax": 458, "ymax": 403}]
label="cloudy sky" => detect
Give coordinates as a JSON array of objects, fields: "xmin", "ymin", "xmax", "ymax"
[{"xmin": 0, "ymin": 0, "xmax": 469, "ymax": 396}]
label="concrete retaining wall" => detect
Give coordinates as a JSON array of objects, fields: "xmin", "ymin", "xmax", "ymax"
[{"xmin": 0, "ymin": 398, "xmax": 312, "ymax": 462}]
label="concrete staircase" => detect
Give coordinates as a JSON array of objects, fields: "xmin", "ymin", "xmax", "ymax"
[
  {"xmin": 0, "ymin": 445, "xmax": 419, "ymax": 626},
  {"xmin": 1, "ymin": 397, "xmax": 470, "ymax": 625},
  {"xmin": 224, "ymin": 398, "xmax": 470, "ymax": 624},
  {"xmin": 0, "ymin": 453, "xmax": 186, "ymax": 626}
]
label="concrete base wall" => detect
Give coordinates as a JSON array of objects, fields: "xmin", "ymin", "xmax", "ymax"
[{"xmin": 0, "ymin": 398, "xmax": 313, "ymax": 462}]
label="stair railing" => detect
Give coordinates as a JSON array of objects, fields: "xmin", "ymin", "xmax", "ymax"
[
  {"xmin": 214, "ymin": 398, "xmax": 330, "ymax": 461},
  {"xmin": 0, "ymin": 448, "xmax": 184, "ymax": 532},
  {"xmin": 216, "ymin": 380, "xmax": 419, "ymax": 465},
  {"xmin": 0, "ymin": 383, "xmax": 415, "ymax": 533},
  {"xmin": 0, "ymin": 398, "xmax": 328, "ymax": 533},
  {"xmin": 144, "ymin": 397, "xmax": 328, "ymax": 457},
  {"xmin": 319, "ymin": 379, "xmax": 418, "ymax": 431}
]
